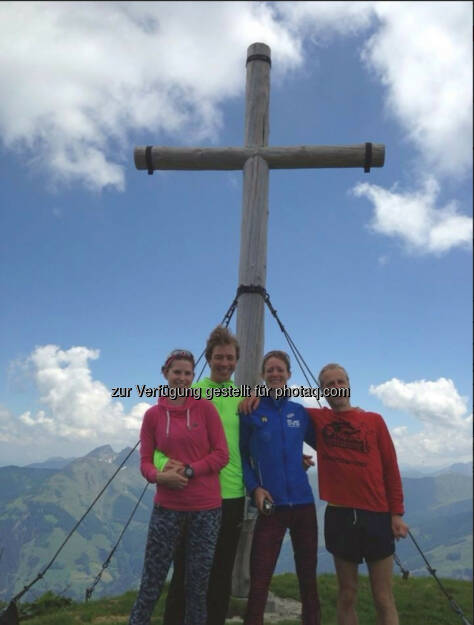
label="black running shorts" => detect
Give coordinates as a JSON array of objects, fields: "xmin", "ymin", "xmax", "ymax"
[{"xmin": 324, "ymin": 505, "xmax": 395, "ymax": 564}]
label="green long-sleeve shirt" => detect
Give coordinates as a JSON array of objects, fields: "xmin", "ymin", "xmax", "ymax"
[{"xmin": 154, "ymin": 377, "xmax": 245, "ymax": 499}]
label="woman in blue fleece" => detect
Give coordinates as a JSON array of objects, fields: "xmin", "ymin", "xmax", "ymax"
[{"xmin": 239, "ymin": 350, "xmax": 321, "ymax": 625}]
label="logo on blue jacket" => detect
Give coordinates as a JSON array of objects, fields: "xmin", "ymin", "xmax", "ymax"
[{"xmin": 286, "ymin": 413, "xmax": 300, "ymax": 428}]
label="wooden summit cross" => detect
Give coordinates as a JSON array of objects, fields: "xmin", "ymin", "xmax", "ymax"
[{"xmin": 134, "ymin": 42, "xmax": 384, "ymax": 597}]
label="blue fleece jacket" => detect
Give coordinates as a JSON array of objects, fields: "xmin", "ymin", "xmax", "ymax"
[{"xmin": 239, "ymin": 396, "xmax": 316, "ymax": 507}]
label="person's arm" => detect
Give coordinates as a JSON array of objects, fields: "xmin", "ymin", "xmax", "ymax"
[
  {"xmin": 238, "ymin": 394, "xmax": 260, "ymax": 415},
  {"xmin": 140, "ymin": 409, "xmax": 162, "ymax": 483},
  {"xmin": 253, "ymin": 485, "xmax": 274, "ymax": 512},
  {"xmin": 140, "ymin": 409, "xmax": 188, "ymax": 489},
  {"xmin": 153, "ymin": 448, "xmax": 170, "ymax": 471},
  {"xmin": 303, "ymin": 408, "xmax": 317, "ymax": 450},
  {"xmin": 239, "ymin": 412, "xmax": 273, "ymax": 512},
  {"xmin": 188, "ymin": 401, "xmax": 229, "ymax": 477},
  {"xmin": 391, "ymin": 514, "xmax": 409, "ymax": 539},
  {"xmin": 305, "ymin": 407, "xmax": 321, "ymax": 424},
  {"xmin": 153, "ymin": 448, "xmax": 184, "ymax": 472},
  {"xmin": 155, "ymin": 468, "xmax": 189, "ymax": 489},
  {"xmin": 300, "ymin": 408, "xmax": 316, "ymax": 470},
  {"xmin": 377, "ymin": 414, "xmax": 408, "ymax": 538},
  {"xmin": 238, "ymin": 412, "xmax": 260, "ymax": 495}
]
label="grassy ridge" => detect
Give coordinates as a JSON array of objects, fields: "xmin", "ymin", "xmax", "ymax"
[
  {"xmin": 270, "ymin": 573, "xmax": 473, "ymax": 625},
  {"xmin": 2, "ymin": 574, "xmax": 472, "ymax": 625}
]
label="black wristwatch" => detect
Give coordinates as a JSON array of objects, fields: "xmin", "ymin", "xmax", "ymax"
[{"xmin": 184, "ymin": 464, "xmax": 194, "ymax": 479}]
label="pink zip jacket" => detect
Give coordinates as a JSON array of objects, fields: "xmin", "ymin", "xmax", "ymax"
[{"xmin": 140, "ymin": 395, "xmax": 229, "ymax": 511}]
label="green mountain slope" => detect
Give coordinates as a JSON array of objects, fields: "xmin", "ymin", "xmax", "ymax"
[
  {"xmin": 0, "ymin": 446, "xmax": 154, "ymax": 602},
  {"xmin": 0, "ymin": 447, "xmax": 472, "ymax": 604}
]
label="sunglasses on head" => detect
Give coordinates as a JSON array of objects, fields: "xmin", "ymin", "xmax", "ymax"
[
  {"xmin": 163, "ymin": 349, "xmax": 195, "ymax": 371},
  {"xmin": 168, "ymin": 349, "xmax": 194, "ymax": 358},
  {"xmin": 263, "ymin": 350, "xmax": 290, "ymax": 361}
]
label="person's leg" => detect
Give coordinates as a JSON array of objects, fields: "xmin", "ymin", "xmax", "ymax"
[
  {"xmin": 244, "ymin": 509, "xmax": 287, "ymax": 625},
  {"xmin": 367, "ymin": 556, "xmax": 398, "ymax": 625},
  {"xmin": 129, "ymin": 506, "xmax": 184, "ymax": 625},
  {"xmin": 162, "ymin": 535, "xmax": 186, "ymax": 625},
  {"xmin": 333, "ymin": 556, "xmax": 359, "ymax": 625},
  {"xmin": 184, "ymin": 508, "xmax": 222, "ymax": 625},
  {"xmin": 206, "ymin": 496, "xmax": 245, "ymax": 625},
  {"xmin": 360, "ymin": 510, "xmax": 398, "ymax": 625},
  {"xmin": 324, "ymin": 506, "xmax": 363, "ymax": 625},
  {"xmin": 288, "ymin": 504, "xmax": 321, "ymax": 625}
]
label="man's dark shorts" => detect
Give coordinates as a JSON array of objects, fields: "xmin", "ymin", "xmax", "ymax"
[{"xmin": 324, "ymin": 505, "xmax": 395, "ymax": 564}]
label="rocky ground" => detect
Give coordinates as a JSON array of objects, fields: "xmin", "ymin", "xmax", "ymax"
[{"xmin": 227, "ymin": 592, "xmax": 302, "ymax": 622}]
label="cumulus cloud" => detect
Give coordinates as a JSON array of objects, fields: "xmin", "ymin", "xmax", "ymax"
[
  {"xmin": 353, "ymin": 177, "xmax": 473, "ymax": 254},
  {"xmin": 2, "ymin": 345, "xmax": 149, "ymax": 462},
  {"xmin": 281, "ymin": 2, "xmax": 472, "ymax": 254},
  {"xmin": 0, "ymin": 2, "xmax": 471, "ymax": 193},
  {"xmin": 0, "ymin": 2, "xmax": 299, "ymax": 190},
  {"xmin": 276, "ymin": 1, "xmax": 472, "ymax": 179},
  {"xmin": 275, "ymin": 1, "xmax": 374, "ymax": 38},
  {"xmin": 370, "ymin": 377, "xmax": 472, "ymax": 466},
  {"xmin": 364, "ymin": 2, "xmax": 473, "ymax": 179}
]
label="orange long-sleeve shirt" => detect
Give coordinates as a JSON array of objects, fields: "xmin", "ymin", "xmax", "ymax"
[{"xmin": 307, "ymin": 407, "xmax": 404, "ymax": 515}]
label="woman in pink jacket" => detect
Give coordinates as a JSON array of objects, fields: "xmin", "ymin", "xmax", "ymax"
[{"xmin": 129, "ymin": 349, "xmax": 229, "ymax": 625}]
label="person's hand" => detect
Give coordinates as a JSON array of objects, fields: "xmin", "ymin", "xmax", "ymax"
[
  {"xmin": 238, "ymin": 394, "xmax": 260, "ymax": 415},
  {"xmin": 156, "ymin": 468, "xmax": 188, "ymax": 489},
  {"xmin": 302, "ymin": 454, "xmax": 315, "ymax": 471},
  {"xmin": 253, "ymin": 486, "xmax": 273, "ymax": 514},
  {"xmin": 391, "ymin": 514, "xmax": 409, "ymax": 539},
  {"xmin": 163, "ymin": 459, "xmax": 184, "ymax": 472}
]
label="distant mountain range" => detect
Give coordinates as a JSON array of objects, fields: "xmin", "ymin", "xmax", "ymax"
[
  {"xmin": 22, "ymin": 455, "xmax": 473, "ymax": 477},
  {"xmin": 0, "ymin": 446, "xmax": 471, "ymax": 603},
  {"xmin": 25, "ymin": 456, "xmax": 77, "ymax": 470},
  {"xmin": 398, "ymin": 461, "xmax": 473, "ymax": 478}
]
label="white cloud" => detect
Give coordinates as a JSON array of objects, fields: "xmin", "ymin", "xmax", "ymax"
[
  {"xmin": 364, "ymin": 2, "xmax": 472, "ymax": 179},
  {"xmin": 370, "ymin": 377, "xmax": 472, "ymax": 466},
  {"xmin": 0, "ymin": 2, "xmax": 300, "ymax": 191},
  {"xmin": 275, "ymin": 2, "xmax": 374, "ymax": 38},
  {"xmin": 279, "ymin": 2, "xmax": 473, "ymax": 257},
  {"xmin": 353, "ymin": 177, "xmax": 473, "ymax": 254},
  {"xmin": 2, "ymin": 345, "xmax": 149, "ymax": 463},
  {"xmin": 1, "ymin": 2, "xmax": 471, "ymax": 193},
  {"xmin": 276, "ymin": 1, "xmax": 472, "ymax": 179}
]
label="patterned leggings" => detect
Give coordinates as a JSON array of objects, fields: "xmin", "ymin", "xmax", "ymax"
[{"xmin": 129, "ymin": 505, "xmax": 221, "ymax": 625}]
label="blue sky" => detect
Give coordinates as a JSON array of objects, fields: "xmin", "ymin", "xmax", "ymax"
[{"xmin": 0, "ymin": 2, "xmax": 472, "ymax": 468}]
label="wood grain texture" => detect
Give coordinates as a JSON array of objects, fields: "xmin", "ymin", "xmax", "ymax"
[
  {"xmin": 134, "ymin": 144, "xmax": 385, "ymax": 170},
  {"xmin": 232, "ymin": 44, "xmax": 271, "ymax": 598}
]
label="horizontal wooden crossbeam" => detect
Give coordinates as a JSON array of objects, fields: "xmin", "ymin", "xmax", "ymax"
[{"xmin": 134, "ymin": 143, "xmax": 385, "ymax": 172}]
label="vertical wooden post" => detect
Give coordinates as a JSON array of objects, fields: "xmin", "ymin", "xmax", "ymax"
[
  {"xmin": 232, "ymin": 42, "xmax": 271, "ymax": 598},
  {"xmin": 236, "ymin": 41, "xmax": 270, "ymax": 399}
]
